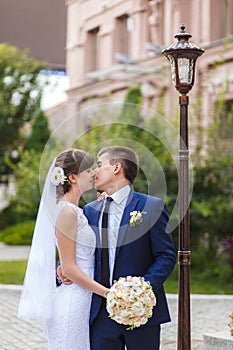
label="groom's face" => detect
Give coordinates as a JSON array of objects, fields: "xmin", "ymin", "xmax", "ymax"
[{"xmin": 94, "ymin": 153, "xmax": 115, "ymax": 191}]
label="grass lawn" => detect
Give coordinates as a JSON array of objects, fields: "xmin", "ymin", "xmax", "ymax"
[
  {"xmin": 165, "ymin": 274, "xmax": 233, "ymax": 295},
  {"xmin": 164, "ymin": 265, "xmax": 233, "ymax": 295},
  {"xmin": 0, "ymin": 260, "xmax": 27, "ymax": 285},
  {"xmin": 0, "ymin": 260, "xmax": 232, "ymax": 294}
]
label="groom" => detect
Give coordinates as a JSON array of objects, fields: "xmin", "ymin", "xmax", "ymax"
[{"xmin": 83, "ymin": 146, "xmax": 176, "ymax": 350}]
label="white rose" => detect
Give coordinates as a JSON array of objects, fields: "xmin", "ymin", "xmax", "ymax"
[
  {"xmin": 131, "ymin": 277, "xmax": 142, "ymax": 286},
  {"xmin": 131, "ymin": 286, "xmax": 143, "ymax": 296},
  {"xmin": 131, "ymin": 302, "xmax": 145, "ymax": 316}
]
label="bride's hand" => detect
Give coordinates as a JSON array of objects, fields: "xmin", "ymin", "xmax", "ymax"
[{"xmin": 57, "ymin": 265, "xmax": 73, "ymax": 285}]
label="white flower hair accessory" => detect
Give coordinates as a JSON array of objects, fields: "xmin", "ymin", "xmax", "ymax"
[
  {"xmin": 51, "ymin": 167, "xmax": 69, "ymax": 186},
  {"xmin": 129, "ymin": 210, "xmax": 147, "ymax": 227}
]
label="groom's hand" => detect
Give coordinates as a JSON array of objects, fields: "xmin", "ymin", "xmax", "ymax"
[{"xmin": 57, "ymin": 265, "xmax": 73, "ymax": 285}]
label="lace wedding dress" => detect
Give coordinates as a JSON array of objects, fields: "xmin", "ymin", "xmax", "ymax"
[{"xmin": 47, "ymin": 202, "xmax": 96, "ymax": 350}]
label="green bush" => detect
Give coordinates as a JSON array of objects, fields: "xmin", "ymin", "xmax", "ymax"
[
  {"xmin": 2, "ymin": 150, "xmax": 42, "ymax": 227},
  {"xmin": 190, "ymin": 197, "xmax": 233, "ymax": 247},
  {"xmin": 0, "ymin": 220, "xmax": 35, "ymax": 245},
  {"xmin": 25, "ymin": 108, "xmax": 51, "ymax": 152},
  {"xmin": 0, "ymin": 204, "xmax": 22, "ymax": 230}
]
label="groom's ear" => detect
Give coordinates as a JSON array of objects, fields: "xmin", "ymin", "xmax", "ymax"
[{"xmin": 113, "ymin": 162, "xmax": 121, "ymax": 175}]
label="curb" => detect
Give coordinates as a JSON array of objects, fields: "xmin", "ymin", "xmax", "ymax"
[{"xmin": 0, "ymin": 284, "xmax": 23, "ymax": 291}]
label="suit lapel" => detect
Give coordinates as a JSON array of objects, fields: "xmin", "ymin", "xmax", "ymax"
[
  {"xmin": 91, "ymin": 201, "xmax": 103, "ymax": 228},
  {"xmin": 89, "ymin": 201, "xmax": 104, "ymax": 268},
  {"xmin": 115, "ymin": 190, "xmax": 139, "ymax": 259}
]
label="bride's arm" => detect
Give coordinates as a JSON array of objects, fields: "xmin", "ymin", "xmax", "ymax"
[{"xmin": 56, "ymin": 206, "xmax": 109, "ymax": 298}]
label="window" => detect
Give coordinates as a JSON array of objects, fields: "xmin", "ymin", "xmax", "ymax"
[
  {"xmin": 86, "ymin": 27, "xmax": 99, "ymax": 72},
  {"xmin": 222, "ymin": 0, "xmax": 233, "ymax": 37},
  {"xmin": 210, "ymin": 0, "xmax": 233, "ymax": 41},
  {"xmin": 219, "ymin": 99, "xmax": 233, "ymax": 140},
  {"xmin": 115, "ymin": 15, "xmax": 132, "ymax": 57}
]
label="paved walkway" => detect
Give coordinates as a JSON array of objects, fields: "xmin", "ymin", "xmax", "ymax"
[
  {"xmin": 0, "ymin": 243, "xmax": 31, "ymax": 261},
  {"xmin": 0, "ymin": 285, "xmax": 232, "ymax": 350},
  {"xmin": 0, "ymin": 244, "xmax": 232, "ymax": 349}
]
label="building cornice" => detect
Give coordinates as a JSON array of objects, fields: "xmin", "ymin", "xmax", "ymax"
[
  {"xmin": 65, "ymin": 0, "xmax": 77, "ymax": 6},
  {"xmin": 67, "ymin": 79, "xmax": 130, "ymax": 101}
]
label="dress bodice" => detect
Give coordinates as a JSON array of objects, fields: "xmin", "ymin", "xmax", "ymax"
[{"xmin": 56, "ymin": 201, "xmax": 96, "ymax": 267}]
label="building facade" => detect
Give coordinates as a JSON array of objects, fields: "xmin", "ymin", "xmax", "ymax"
[{"xmin": 57, "ymin": 0, "xmax": 233, "ymax": 145}]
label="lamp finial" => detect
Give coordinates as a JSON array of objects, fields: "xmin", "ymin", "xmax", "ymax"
[{"xmin": 180, "ymin": 24, "xmax": 185, "ymax": 33}]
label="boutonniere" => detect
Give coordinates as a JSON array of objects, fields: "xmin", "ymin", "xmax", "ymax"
[
  {"xmin": 97, "ymin": 191, "xmax": 107, "ymax": 201},
  {"xmin": 129, "ymin": 211, "xmax": 147, "ymax": 227}
]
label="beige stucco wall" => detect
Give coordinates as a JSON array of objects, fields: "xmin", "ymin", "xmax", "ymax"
[{"xmin": 49, "ymin": 0, "xmax": 233, "ymax": 145}]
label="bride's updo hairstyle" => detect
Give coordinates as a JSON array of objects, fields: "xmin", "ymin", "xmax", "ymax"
[{"xmin": 55, "ymin": 148, "xmax": 94, "ymax": 199}]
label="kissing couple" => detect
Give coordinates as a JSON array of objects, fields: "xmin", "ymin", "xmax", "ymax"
[{"xmin": 18, "ymin": 145, "xmax": 176, "ymax": 350}]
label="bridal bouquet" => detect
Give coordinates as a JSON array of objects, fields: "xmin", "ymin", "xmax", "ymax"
[{"xmin": 106, "ymin": 276, "xmax": 156, "ymax": 330}]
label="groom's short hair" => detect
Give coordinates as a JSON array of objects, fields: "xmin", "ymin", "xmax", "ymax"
[{"xmin": 98, "ymin": 146, "xmax": 139, "ymax": 184}]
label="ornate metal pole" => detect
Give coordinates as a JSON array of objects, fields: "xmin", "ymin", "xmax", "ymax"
[
  {"xmin": 178, "ymin": 93, "xmax": 191, "ymax": 350},
  {"xmin": 162, "ymin": 25, "xmax": 204, "ymax": 350}
]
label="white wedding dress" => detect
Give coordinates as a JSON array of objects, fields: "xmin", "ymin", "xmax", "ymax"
[{"xmin": 47, "ymin": 201, "xmax": 96, "ymax": 350}]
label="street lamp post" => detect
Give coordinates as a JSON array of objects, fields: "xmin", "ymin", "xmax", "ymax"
[{"xmin": 162, "ymin": 25, "xmax": 204, "ymax": 350}]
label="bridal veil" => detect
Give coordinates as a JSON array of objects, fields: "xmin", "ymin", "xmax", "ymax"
[{"xmin": 18, "ymin": 158, "xmax": 57, "ymax": 326}]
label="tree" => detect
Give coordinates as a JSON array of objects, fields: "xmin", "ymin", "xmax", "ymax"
[
  {"xmin": 0, "ymin": 43, "xmax": 45, "ymax": 183},
  {"xmin": 25, "ymin": 108, "xmax": 51, "ymax": 152},
  {"xmin": 0, "ymin": 150, "xmax": 42, "ymax": 228},
  {"xmin": 119, "ymin": 86, "xmax": 143, "ymax": 126}
]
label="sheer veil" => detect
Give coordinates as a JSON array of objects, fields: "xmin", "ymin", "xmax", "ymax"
[{"xmin": 18, "ymin": 158, "xmax": 57, "ymax": 326}]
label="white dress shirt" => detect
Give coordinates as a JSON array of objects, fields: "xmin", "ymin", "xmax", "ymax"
[{"xmin": 100, "ymin": 185, "xmax": 131, "ymax": 286}]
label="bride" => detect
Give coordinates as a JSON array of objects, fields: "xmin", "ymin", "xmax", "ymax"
[{"xmin": 18, "ymin": 148, "xmax": 109, "ymax": 350}]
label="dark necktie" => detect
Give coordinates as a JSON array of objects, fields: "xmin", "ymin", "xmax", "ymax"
[{"xmin": 101, "ymin": 197, "xmax": 113, "ymax": 288}]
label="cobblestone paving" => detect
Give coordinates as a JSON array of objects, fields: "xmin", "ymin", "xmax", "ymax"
[
  {"xmin": 161, "ymin": 294, "xmax": 233, "ymax": 350},
  {"xmin": 0, "ymin": 287, "xmax": 47, "ymax": 350},
  {"xmin": 0, "ymin": 285, "xmax": 232, "ymax": 350}
]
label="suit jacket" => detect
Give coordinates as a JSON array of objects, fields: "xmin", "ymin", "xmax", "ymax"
[{"xmin": 83, "ymin": 189, "xmax": 176, "ymax": 326}]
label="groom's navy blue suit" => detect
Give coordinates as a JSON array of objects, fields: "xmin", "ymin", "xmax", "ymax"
[{"xmin": 84, "ymin": 189, "xmax": 176, "ymax": 350}]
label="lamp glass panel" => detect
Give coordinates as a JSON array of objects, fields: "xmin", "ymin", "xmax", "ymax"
[
  {"xmin": 178, "ymin": 57, "xmax": 193, "ymax": 84},
  {"xmin": 167, "ymin": 54, "xmax": 177, "ymax": 86}
]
